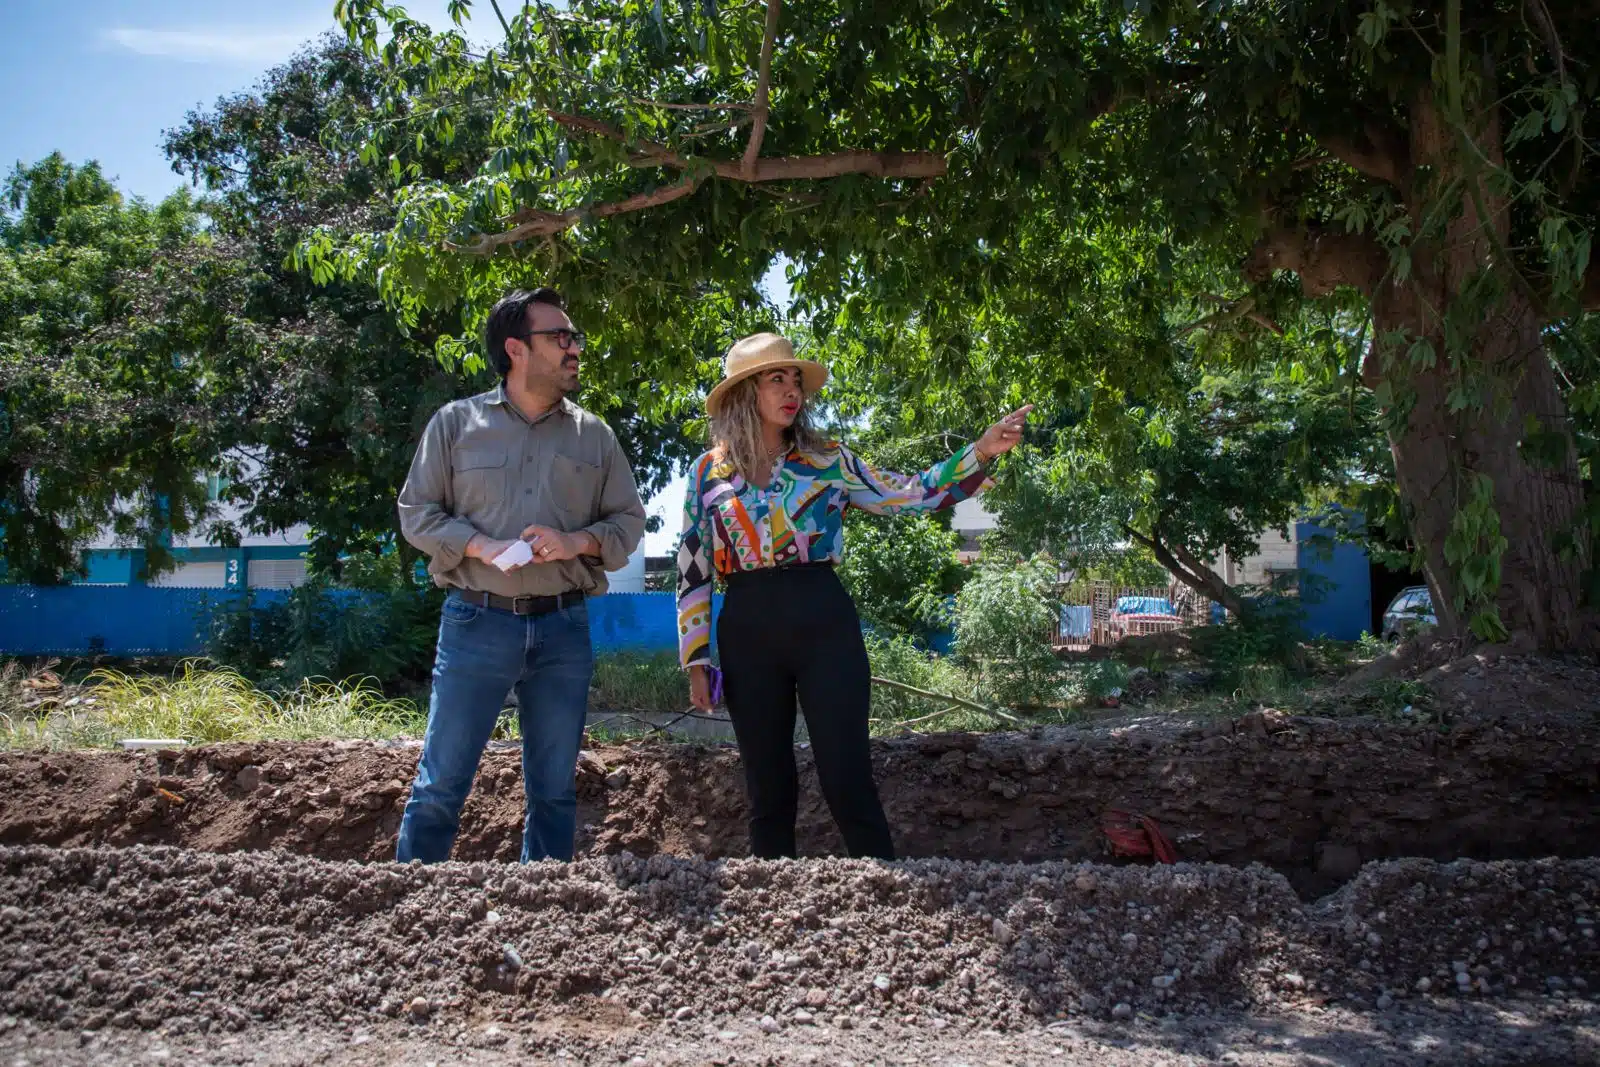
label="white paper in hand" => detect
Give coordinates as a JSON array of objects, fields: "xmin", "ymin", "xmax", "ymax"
[{"xmin": 491, "ymin": 539, "xmax": 535, "ymax": 572}]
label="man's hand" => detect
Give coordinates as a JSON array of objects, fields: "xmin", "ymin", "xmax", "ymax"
[
  {"xmin": 520, "ymin": 524, "xmax": 595, "ymax": 563},
  {"xmin": 466, "ymin": 535, "xmax": 524, "ymax": 567}
]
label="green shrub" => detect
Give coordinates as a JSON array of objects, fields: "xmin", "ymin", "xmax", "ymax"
[
  {"xmin": 1072, "ymin": 659, "xmax": 1129, "ymax": 702},
  {"xmin": 839, "ymin": 513, "xmax": 965, "ymax": 638},
  {"xmin": 951, "ymin": 554, "xmax": 1065, "ymax": 710},
  {"xmin": 1190, "ymin": 590, "xmax": 1307, "ymax": 689},
  {"xmin": 207, "ymin": 549, "xmax": 443, "ymax": 693},
  {"xmin": 862, "ymin": 632, "xmax": 993, "ymax": 733}
]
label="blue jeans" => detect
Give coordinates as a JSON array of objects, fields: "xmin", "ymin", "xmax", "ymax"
[{"xmin": 396, "ymin": 593, "xmax": 594, "ymax": 864}]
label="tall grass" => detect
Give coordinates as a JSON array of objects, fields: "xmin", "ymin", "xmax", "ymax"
[
  {"xmin": 863, "ymin": 633, "xmax": 1007, "ymax": 735},
  {"xmin": 590, "ymin": 651, "xmax": 689, "ymax": 713},
  {"xmin": 1, "ymin": 660, "xmax": 424, "ymax": 750},
  {"xmin": 3, "ymin": 639, "xmax": 1082, "ymax": 752}
]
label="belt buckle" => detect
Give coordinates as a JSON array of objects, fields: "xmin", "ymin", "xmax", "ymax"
[{"xmin": 511, "ymin": 594, "xmax": 536, "ymax": 615}]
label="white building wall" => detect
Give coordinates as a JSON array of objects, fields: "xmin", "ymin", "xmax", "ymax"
[
  {"xmin": 146, "ymin": 561, "xmax": 227, "ymax": 588},
  {"xmin": 247, "ymin": 558, "xmax": 310, "ymax": 589},
  {"xmin": 603, "ymin": 543, "xmax": 648, "ymax": 593},
  {"xmin": 951, "ymin": 497, "xmax": 999, "ymax": 537},
  {"xmin": 1218, "ymin": 526, "xmax": 1298, "ymax": 587}
]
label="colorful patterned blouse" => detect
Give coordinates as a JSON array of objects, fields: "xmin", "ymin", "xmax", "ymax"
[{"xmin": 675, "ymin": 441, "xmax": 993, "ymax": 667}]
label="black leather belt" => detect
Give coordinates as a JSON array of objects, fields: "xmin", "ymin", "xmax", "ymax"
[{"xmin": 457, "ymin": 589, "xmax": 585, "ymax": 616}]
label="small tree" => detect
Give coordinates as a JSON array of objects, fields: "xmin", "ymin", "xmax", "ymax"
[
  {"xmin": 0, "ymin": 155, "xmax": 227, "ymax": 582},
  {"xmin": 839, "ymin": 513, "xmax": 964, "ymax": 639},
  {"xmin": 985, "ymin": 357, "xmax": 1385, "ymax": 617},
  {"xmin": 952, "ymin": 555, "xmax": 1063, "ymax": 710}
]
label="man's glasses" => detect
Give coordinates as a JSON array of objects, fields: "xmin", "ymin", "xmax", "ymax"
[{"xmin": 520, "ymin": 328, "xmax": 586, "ymax": 352}]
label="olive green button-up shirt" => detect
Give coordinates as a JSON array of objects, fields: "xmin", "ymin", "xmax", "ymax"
[{"xmin": 397, "ymin": 385, "xmax": 647, "ymax": 597}]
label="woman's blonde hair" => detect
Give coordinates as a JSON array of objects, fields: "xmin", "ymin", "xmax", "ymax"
[{"xmin": 709, "ymin": 374, "xmax": 827, "ymax": 485}]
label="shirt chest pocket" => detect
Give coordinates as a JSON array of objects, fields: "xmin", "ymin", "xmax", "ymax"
[
  {"xmin": 549, "ymin": 453, "xmax": 602, "ymax": 526},
  {"xmin": 452, "ymin": 450, "xmax": 508, "ymax": 511}
]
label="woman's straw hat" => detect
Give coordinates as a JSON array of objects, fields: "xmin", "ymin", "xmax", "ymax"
[{"xmin": 705, "ymin": 332, "xmax": 828, "ymax": 416}]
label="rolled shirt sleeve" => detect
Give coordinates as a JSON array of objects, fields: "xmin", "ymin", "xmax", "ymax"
[
  {"xmin": 398, "ymin": 408, "xmax": 483, "ymax": 576},
  {"xmin": 579, "ymin": 429, "xmax": 647, "ymax": 571}
]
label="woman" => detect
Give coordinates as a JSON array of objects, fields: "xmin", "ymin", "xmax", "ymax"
[{"xmin": 676, "ymin": 332, "xmax": 1031, "ymax": 860}]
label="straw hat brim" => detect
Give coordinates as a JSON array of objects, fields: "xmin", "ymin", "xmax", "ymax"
[{"xmin": 705, "ymin": 357, "xmax": 828, "ymax": 416}]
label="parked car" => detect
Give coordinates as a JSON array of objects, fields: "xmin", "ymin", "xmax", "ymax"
[{"xmin": 1381, "ymin": 585, "xmax": 1436, "ymax": 641}]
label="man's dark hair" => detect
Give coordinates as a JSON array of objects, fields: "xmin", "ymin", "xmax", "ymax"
[{"xmin": 485, "ymin": 287, "xmax": 567, "ymax": 378}]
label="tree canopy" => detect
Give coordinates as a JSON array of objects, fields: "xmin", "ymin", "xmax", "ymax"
[
  {"xmin": 165, "ymin": 39, "xmax": 702, "ymax": 572},
  {"xmin": 322, "ymin": 0, "xmax": 1598, "ymax": 647},
  {"xmin": 0, "ymin": 155, "xmax": 226, "ymax": 582}
]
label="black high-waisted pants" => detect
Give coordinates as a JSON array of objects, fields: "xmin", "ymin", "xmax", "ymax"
[{"xmin": 716, "ymin": 562, "xmax": 895, "ymax": 860}]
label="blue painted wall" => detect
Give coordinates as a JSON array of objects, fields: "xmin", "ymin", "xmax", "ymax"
[
  {"xmin": 1295, "ymin": 521, "xmax": 1372, "ymax": 641},
  {"xmin": 0, "ymin": 585, "xmax": 238, "ymax": 656},
  {"xmin": 0, "ymin": 586, "xmax": 716, "ymax": 658},
  {"xmin": 81, "ymin": 550, "xmax": 144, "ymax": 585}
]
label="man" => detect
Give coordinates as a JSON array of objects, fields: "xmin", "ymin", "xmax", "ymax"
[{"xmin": 396, "ymin": 287, "xmax": 646, "ymax": 863}]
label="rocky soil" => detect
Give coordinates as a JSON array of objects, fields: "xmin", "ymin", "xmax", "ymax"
[
  {"xmin": 2, "ymin": 651, "xmax": 1597, "ymax": 1064},
  {"xmin": 1, "ymin": 845, "xmax": 1597, "ymax": 1064},
  {"xmin": 4, "ymin": 999, "xmax": 1596, "ymax": 1066},
  {"xmin": 1, "ymin": 707, "xmax": 1596, "ymax": 897}
]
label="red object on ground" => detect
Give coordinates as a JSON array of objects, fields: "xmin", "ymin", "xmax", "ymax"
[{"xmin": 1101, "ymin": 808, "xmax": 1177, "ymax": 864}]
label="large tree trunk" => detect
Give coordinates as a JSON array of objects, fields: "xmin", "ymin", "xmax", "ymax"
[{"xmin": 1367, "ymin": 92, "xmax": 1592, "ymax": 649}]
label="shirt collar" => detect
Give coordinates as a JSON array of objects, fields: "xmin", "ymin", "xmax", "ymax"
[{"xmin": 488, "ymin": 384, "xmax": 576, "ymax": 424}]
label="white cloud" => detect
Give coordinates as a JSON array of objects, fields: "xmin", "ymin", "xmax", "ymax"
[
  {"xmin": 101, "ymin": 3, "xmax": 477, "ymax": 67},
  {"xmin": 101, "ymin": 26, "xmax": 323, "ymax": 65}
]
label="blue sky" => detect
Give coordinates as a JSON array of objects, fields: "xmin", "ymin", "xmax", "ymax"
[{"xmin": 1, "ymin": 0, "xmax": 464, "ymax": 202}]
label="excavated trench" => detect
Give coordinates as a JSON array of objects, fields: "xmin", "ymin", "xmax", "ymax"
[
  {"xmin": 1, "ymin": 712, "xmax": 1596, "ymax": 895},
  {"xmin": 2, "ymin": 712, "xmax": 1599, "ymax": 1063}
]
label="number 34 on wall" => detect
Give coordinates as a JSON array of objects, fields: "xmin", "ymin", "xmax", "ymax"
[{"xmin": 225, "ymin": 559, "xmax": 241, "ymax": 589}]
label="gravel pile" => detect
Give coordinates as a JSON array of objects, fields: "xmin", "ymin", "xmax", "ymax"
[
  {"xmin": 5, "ymin": 998, "xmax": 1598, "ymax": 1066},
  {"xmin": 2, "ymin": 845, "xmax": 1596, "ymax": 1042}
]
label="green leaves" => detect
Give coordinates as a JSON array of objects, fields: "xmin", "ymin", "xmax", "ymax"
[
  {"xmin": 838, "ymin": 513, "xmax": 964, "ymax": 638},
  {"xmin": 0, "ymin": 155, "xmax": 227, "ymax": 582},
  {"xmin": 1441, "ymin": 473, "xmax": 1510, "ymax": 643},
  {"xmin": 952, "ymin": 554, "xmax": 1065, "ymax": 710}
]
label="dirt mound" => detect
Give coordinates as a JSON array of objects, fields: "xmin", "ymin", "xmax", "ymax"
[
  {"xmin": 2, "ymin": 713, "xmax": 1596, "ymax": 894},
  {"xmin": 2, "ymin": 845, "xmax": 1596, "ymax": 1039},
  {"xmin": 1341, "ymin": 643, "xmax": 1600, "ymax": 721}
]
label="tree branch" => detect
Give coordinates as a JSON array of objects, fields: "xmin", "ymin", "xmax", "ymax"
[
  {"xmin": 446, "ymin": 175, "xmax": 702, "ymax": 253},
  {"xmin": 633, "ymin": 98, "xmax": 755, "ymax": 113},
  {"xmin": 1525, "ymin": 0, "xmax": 1569, "ymax": 88},
  {"xmin": 453, "ymin": 110, "xmax": 946, "ymax": 253},
  {"xmin": 869, "ymin": 676, "xmax": 1026, "ymax": 726},
  {"xmin": 548, "ymin": 110, "xmax": 946, "ymax": 181},
  {"xmin": 1123, "ymin": 523, "xmax": 1244, "ymax": 616},
  {"xmin": 1315, "ymin": 116, "xmax": 1411, "ymax": 187},
  {"xmin": 1177, "ymin": 295, "xmax": 1283, "ymax": 337},
  {"xmin": 1242, "ymin": 223, "xmax": 1387, "ymax": 299},
  {"xmin": 1245, "ymin": 311, "xmax": 1286, "ymax": 336},
  {"xmin": 1178, "ymin": 295, "xmax": 1256, "ymax": 336},
  {"xmin": 743, "ymin": 0, "xmax": 781, "ymax": 178}
]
